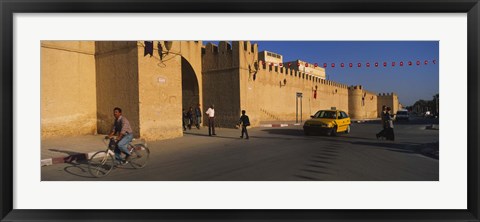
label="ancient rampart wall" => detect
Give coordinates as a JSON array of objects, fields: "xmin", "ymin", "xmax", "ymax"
[
  {"xmin": 41, "ymin": 41, "xmax": 97, "ymax": 138},
  {"xmin": 137, "ymin": 41, "xmax": 189, "ymax": 140},
  {"xmin": 250, "ymin": 61, "xmax": 349, "ymax": 125},
  {"xmin": 95, "ymin": 41, "xmax": 140, "ymax": 137},
  {"xmin": 42, "ymin": 40, "xmax": 399, "ymax": 141},
  {"xmin": 377, "ymin": 93, "xmax": 399, "ymax": 116},
  {"xmin": 348, "ymin": 85, "xmax": 378, "ymax": 119},
  {"xmin": 202, "ymin": 41, "xmax": 349, "ymax": 127},
  {"xmin": 202, "ymin": 42, "xmax": 241, "ymax": 127},
  {"xmin": 202, "ymin": 41, "xmax": 388, "ymax": 127}
]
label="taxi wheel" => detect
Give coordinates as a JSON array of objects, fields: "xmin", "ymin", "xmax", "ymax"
[
  {"xmin": 330, "ymin": 126, "xmax": 337, "ymax": 136},
  {"xmin": 345, "ymin": 125, "xmax": 351, "ymax": 134}
]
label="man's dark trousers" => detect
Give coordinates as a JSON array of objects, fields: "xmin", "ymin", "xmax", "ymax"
[{"xmin": 208, "ymin": 117, "xmax": 215, "ymax": 136}]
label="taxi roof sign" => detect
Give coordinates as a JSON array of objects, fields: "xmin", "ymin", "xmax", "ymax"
[{"xmin": 331, "ymin": 107, "xmax": 337, "ymax": 110}]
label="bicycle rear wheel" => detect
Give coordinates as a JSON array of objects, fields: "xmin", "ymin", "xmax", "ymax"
[
  {"xmin": 129, "ymin": 144, "xmax": 150, "ymax": 169},
  {"xmin": 88, "ymin": 151, "xmax": 115, "ymax": 178}
]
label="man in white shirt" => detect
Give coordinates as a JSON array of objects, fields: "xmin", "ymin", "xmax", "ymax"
[{"xmin": 205, "ymin": 104, "xmax": 216, "ymax": 136}]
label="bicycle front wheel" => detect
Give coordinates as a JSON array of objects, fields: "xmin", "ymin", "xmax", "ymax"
[
  {"xmin": 130, "ymin": 144, "xmax": 150, "ymax": 169},
  {"xmin": 88, "ymin": 150, "xmax": 115, "ymax": 178}
]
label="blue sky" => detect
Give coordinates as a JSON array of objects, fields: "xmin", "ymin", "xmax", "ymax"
[{"xmin": 206, "ymin": 41, "xmax": 439, "ymax": 106}]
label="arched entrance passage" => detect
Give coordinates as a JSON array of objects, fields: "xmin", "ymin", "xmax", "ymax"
[{"xmin": 181, "ymin": 57, "xmax": 200, "ymax": 115}]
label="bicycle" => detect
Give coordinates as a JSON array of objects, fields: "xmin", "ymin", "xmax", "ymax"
[{"xmin": 88, "ymin": 137, "xmax": 150, "ymax": 178}]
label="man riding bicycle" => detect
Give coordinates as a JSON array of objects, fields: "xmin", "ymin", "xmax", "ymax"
[{"xmin": 105, "ymin": 107, "xmax": 133, "ymax": 165}]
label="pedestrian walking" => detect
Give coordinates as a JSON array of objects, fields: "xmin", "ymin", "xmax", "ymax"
[
  {"xmin": 376, "ymin": 105, "xmax": 387, "ymax": 139},
  {"xmin": 187, "ymin": 107, "xmax": 194, "ymax": 130},
  {"xmin": 194, "ymin": 103, "xmax": 202, "ymax": 129},
  {"xmin": 237, "ymin": 110, "xmax": 250, "ymax": 139},
  {"xmin": 385, "ymin": 107, "xmax": 395, "ymax": 141},
  {"xmin": 182, "ymin": 108, "xmax": 187, "ymax": 131},
  {"xmin": 206, "ymin": 104, "xmax": 216, "ymax": 136}
]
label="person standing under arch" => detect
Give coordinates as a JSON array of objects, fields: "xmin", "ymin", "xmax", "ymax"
[{"xmin": 206, "ymin": 104, "xmax": 216, "ymax": 136}]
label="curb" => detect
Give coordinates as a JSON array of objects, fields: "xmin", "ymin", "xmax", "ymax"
[
  {"xmin": 352, "ymin": 118, "xmax": 381, "ymax": 123},
  {"xmin": 41, "ymin": 151, "xmax": 97, "ymax": 167},
  {"xmin": 259, "ymin": 123, "xmax": 301, "ymax": 128}
]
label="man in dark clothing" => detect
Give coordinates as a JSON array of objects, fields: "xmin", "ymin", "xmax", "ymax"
[
  {"xmin": 187, "ymin": 107, "xmax": 194, "ymax": 130},
  {"xmin": 194, "ymin": 103, "xmax": 202, "ymax": 129},
  {"xmin": 182, "ymin": 108, "xmax": 187, "ymax": 131},
  {"xmin": 384, "ymin": 107, "xmax": 395, "ymax": 141},
  {"xmin": 376, "ymin": 105, "xmax": 387, "ymax": 139},
  {"xmin": 237, "ymin": 110, "xmax": 250, "ymax": 139}
]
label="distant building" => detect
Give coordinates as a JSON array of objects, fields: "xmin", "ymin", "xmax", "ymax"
[
  {"xmin": 258, "ymin": 50, "xmax": 283, "ymax": 66},
  {"xmin": 284, "ymin": 59, "xmax": 326, "ymax": 79},
  {"xmin": 259, "ymin": 50, "xmax": 326, "ymax": 80}
]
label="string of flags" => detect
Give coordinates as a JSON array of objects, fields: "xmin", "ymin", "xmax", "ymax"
[{"xmin": 259, "ymin": 59, "xmax": 438, "ymax": 69}]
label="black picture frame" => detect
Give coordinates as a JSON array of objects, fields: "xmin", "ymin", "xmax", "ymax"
[{"xmin": 1, "ymin": 0, "xmax": 479, "ymax": 221}]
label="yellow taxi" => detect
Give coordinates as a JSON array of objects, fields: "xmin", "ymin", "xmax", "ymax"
[{"xmin": 303, "ymin": 109, "xmax": 351, "ymax": 136}]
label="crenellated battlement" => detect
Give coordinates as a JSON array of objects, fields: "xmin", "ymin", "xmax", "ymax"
[
  {"xmin": 378, "ymin": 92, "xmax": 397, "ymax": 97},
  {"xmin": 256, "ymin": 63, "xmax": 349, "ymax": 89},
  {"xmin": 202, "ymin": 40, "xmax": 399, "ymax": 123},
  {"xmin": 202, "ymin": 41, "xmax": 236, "ymax": 71},
  {"xmin": 348, "ymin": 85, "xmax": 363, "ymax": 90}
]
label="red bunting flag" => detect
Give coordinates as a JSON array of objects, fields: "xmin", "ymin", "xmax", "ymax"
[{"xmin": 265, "ymin": 58, "xmax": 436, "ymax": 71}]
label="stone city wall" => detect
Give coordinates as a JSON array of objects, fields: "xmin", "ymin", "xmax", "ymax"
[
  {"xmin": 95, "ymin": 41, "xmax": 141, "ymax": 137},
  {"xmin": 248, "ymin": 61, "xmax": 350, "ymax": 125},
  {"xmin": 42, "ymin": 40, "xmax": 398, "ymax": 141},
  {"xmin": 137, "ymin": 41, "xmax": 202, "ymax": 140},
  {"xmin": 348, "ymin": 85, "xmax": 379, "ymax": 119},
  {"xmin": 41, "ymin": 41, "xmax": 97, "ymax": 138},
  {"xmin": 377, "ymin": 93, "xmax": 400, "ymax": 116},
  {"xmin": 202, "ymin": 42, "xmax": 241, "ymax": 127}
]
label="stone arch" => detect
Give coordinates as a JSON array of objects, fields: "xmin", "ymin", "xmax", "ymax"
[{"xmin": 181, "ymin": 56, "xmax": 200, "ymax": 114}]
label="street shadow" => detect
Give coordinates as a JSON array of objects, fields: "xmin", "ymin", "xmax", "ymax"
[
  {"xmin": 61, "ymin": 161, "xmax": 95, "ymax": 179},
  {"xmin": 51, "ymin": 159, "xmax": 138, "ymax": 179},
  {"xmin": 183, "ymin": 131, "xmax": 243, "ymax": 140},
  {"xmin": 359, "ymin": 118, "xmax": 439, "ymax": 126},
  {"xmin": 293, "ymin": 174, "xmax": 325, "ymax": 181},
  {"xmin": 260, "ymin": 128, "xmax": 367, "ymax": 140},
  {"xmin": 261, "ymin": 128, "xmax": 305, "ymax": 136},
  {"xmin": 184, "ymin": 129, "xmax": 313, "ymax": 141},
  {"xmin": 48, "ymin": 148, "xmax": 83, "ymax": 156},
  {"xmin": 349, "ymin": 141, "xmax": 439, "ymax": 160}
]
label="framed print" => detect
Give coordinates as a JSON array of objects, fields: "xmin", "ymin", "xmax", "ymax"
[{"xmin": 1, "ymin": 0, "xmax": 479, "ymax": 221}]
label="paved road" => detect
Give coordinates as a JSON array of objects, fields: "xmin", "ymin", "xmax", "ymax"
[{"xmin": 42, "ymin": 119, "xmax": 439, "ymax": 181}]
